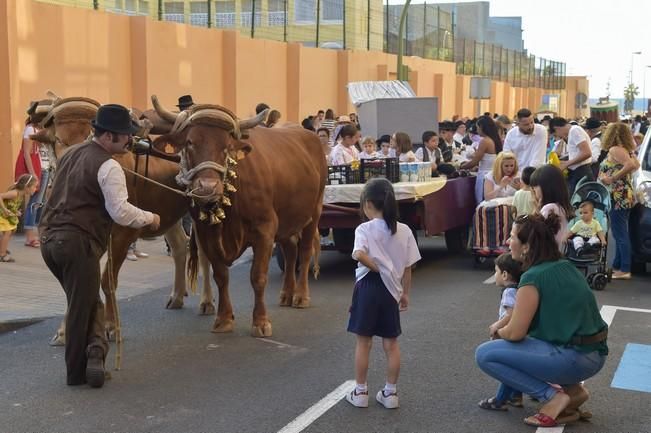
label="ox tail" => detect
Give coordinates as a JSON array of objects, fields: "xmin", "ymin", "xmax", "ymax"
[
  {"xmin": 312, "ymin": 228, "xmax": 321, "ymax": 280},
  {"xmin": 187, "ymin": 230, "xmax": 199, "ymax": 293}
]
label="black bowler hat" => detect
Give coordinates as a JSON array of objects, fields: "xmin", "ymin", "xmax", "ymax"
[
  {"xmin": 583, "ymin": 117, "xmax": 601, "ymax": 130},
  {"xmin": 177, "ymin": 95, "xmax": 195, "ymax": 110},
  {"xmin": 91, "ymin": 104, "xmax": 139, "ymax": 135}
]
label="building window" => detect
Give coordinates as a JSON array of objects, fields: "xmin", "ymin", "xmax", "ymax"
[
  {"xmin": 164, "ymin": 1, "xmax": 185, "ymax": 23},
  {"xmin": 190, "ymin": 1, "xmax": 208, "ymax": 26},
  {"xmin": 268, "ymin": 0, "xmax": 286, "ymax": 26},
  {"xmin": 240, "ymin": 0, "xmax": 262, "ymax": 27},
  {"xmin": 294, "ymin": 0, "xmax": 315, "ymax": 23},
  {"xmin": 215, "ymin": 1, "xmax": 236, "ymax": 28},
  {"xmin": 321, "ymin": 0, "xmax": 342, "ymax": 23}
]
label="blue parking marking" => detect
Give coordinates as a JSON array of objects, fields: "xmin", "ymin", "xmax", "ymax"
[{"xmin": 611, "ymin": 343, "xmax": 651, "ymax": 393}]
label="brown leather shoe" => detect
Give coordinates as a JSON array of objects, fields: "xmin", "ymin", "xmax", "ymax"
[{"xmin": 86, "ymin": 347, "xmax": 105, "ymax": 388}]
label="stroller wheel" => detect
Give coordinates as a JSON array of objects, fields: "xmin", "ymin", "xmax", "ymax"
[
  {"xmin": 591, "ymin": 274, "xmax": 607, "ymax": 291},
  {"xmin": 586, "ymin": 273, "xmax": 596, "ymax": 287}
]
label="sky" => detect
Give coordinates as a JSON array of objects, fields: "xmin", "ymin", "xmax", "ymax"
[{"xmin": 389, "ymin": 0, "xmax": 650, "ymax": 99}]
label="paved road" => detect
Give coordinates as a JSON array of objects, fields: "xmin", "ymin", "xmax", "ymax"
[{"xmin": 1, "ymin": 237, "xmax": 650, "ymax": 433}]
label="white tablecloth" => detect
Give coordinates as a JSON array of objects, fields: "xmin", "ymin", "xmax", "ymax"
[{"xmin": 323, "ymin": 178, "xmax": 448, "ymax": 204}]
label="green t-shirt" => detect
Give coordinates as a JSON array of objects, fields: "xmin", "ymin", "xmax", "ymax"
[{"xmin": 519, "ymin": 260, "xmax": 608, "ymax": 355}]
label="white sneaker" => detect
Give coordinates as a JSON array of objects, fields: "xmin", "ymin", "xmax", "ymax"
[
  {"xmin": 345, "ymin": 389, "xmax": 369, "ymax": 408},
  {"xmin": 126, "ymin": 251, "xmax": 138, "ymax": 261},
  {"xmin": 376, "ymin": 389, "xmax": 399, "ymax": 409}
]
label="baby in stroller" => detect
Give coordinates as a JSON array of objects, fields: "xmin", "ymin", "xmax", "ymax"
[{"xmin": 566, "ymin": 201, "xmax": 607, "ymax": 256}]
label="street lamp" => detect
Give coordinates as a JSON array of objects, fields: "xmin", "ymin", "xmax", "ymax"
[{"xmin": 630, "ymin": 51, "xmax": 642, "ymax": 85}]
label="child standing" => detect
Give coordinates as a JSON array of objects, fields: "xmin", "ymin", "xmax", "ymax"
[
  {"xmin": 566, "ymin": 201, "xmax": 607, "ymax": 255},
  {"xmin": 478, "ymin": 253, "xmax": 524, "ymax": 410},
  {"xmin": 512, "ymin": 166, "xmax": 536, "ymax": 217},
  {"xmin": 346, "ymin": 178, "xmax": 421, "ymax": 409},
  {"xmin": 0, "ymin": 174, "xmax": 39, "ymax": 262}
]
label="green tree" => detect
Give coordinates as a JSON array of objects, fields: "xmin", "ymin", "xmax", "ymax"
[{"xmin": 624, "ymin": 83, "xmax": 639, "ymax": 114}]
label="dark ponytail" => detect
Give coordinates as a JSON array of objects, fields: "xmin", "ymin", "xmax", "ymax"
[
  {"xmin": 514, "ymin": 212, "xmax": 561, "ymax": 269},
  {"xmin": 359, "ymin": 178, "xmax": 398, "ymax": 234}
]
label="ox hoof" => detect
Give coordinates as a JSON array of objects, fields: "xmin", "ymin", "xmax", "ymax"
[
  {"xmin": 292, "ymin": 295, "xmax": 311, "ymax": 309},
  {"xmin": 212, "ymin": 318, "xmax": 234, "ymax": 333},
  {"xmin": 279, "ymin": 292, "xmax": 293, "ymax": 307},
  {"xmin": 198, "ymin": 302, "xmax": 215, "ymax": 316},
  {"xmin": 166, "ymin": 297, "xmax": 184, "ymax": 310},
  {"xmin": 251, "ymin": 322, "xmax": 273, "ymax": 338},
  {"xmin": 49, "ymin": 332, "xmax": 65, "ymax": 347}
]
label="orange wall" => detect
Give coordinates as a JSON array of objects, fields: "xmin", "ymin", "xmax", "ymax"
[{"xmin": 0, "ymin": 0, "xmax": 586, "ymax": 189}]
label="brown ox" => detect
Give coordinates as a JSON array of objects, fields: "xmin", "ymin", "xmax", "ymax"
[
  {"xmin": 152, "ymin": 97, "xmax": 326, "ymax": 337},
  {"xmin": 31, "ymin": 96, "xmax": 212, "ymax": 344}
]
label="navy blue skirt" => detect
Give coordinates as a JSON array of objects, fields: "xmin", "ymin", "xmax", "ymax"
[{"xmin": 347, "ymin": 272, "xmax": 401, "ymax": 338}]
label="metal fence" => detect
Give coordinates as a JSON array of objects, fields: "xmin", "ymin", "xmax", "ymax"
[{"xmin": 35, "ymin": 0, "xmax": 566, "ymax": 89}]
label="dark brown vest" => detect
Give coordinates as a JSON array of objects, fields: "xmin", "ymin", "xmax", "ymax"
[{"xmin": 40, "ymin": 140, "xmax": 113, "ymax": 253}]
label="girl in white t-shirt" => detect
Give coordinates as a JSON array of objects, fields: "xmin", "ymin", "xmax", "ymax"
[
  {"xmin": 358, "ymin": 136, "xmax": 380, "ymax": 159},
  {"xmin": 395, "ymin": 132, "xmax": 417, "ymax": 162},
  {"xmin": 530, "ymin": 164, "xmax": 574, "ymax": 251},
  {"xmin": 345, "ymin": 178, "xmax": 421, "ymax": 410}
]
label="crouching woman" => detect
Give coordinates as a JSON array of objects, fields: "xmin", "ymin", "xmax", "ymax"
[{"xmin": 475, "ymin": 212, "xmax": 608, "ymax": 428}]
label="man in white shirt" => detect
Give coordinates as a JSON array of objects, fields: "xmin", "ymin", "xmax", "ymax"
[
  {"xmin": 549, "ymin": 117, "xmax": 594, "ymax": 195},
  {"xmin": 582, "ymin": 117, "xmax": 603, "ymax": 178},
  {"xmin": 40, "ymin": 104, "xmax": 161, "ymax": 388},
  {"xmin": 503, "ymin": 108, "xmax": 548, "ymax": 169}
]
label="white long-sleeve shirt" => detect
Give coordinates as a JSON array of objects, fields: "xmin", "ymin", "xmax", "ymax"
[{"xmin": 97, "ymin": 158, "xmax": 154, "ymax": 228}]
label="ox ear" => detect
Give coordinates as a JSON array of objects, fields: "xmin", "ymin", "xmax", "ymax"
[
  {"xmin": 30, "ymin": 128, "xmax": 55, "ymax": 145},
  {"xmin": 230, "ymin": 140, "xmax": 252, "ymax": 161},
  {"xmin": 152, "ymin": 133, "xmax": 185, "ymax": 155}
]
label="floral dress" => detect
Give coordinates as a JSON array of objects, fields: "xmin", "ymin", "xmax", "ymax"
[
  {"xmin": 0, "ymin": 197, "xmax": 23, "ymax": 231},
  {"xmin": 599, "ymin": 154, "xmax": 635, "ymax": 210}
]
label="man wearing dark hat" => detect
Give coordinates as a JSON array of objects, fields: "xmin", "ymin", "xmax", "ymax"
[
  {"xmin": 40, "ymin": 104, "xmax": 161, "ymax": 388},
  {"xmin": 583, "ymin": 117, "xmax": 604, "ymax": 178},
  {"xmin": 177, "ymin": 95, "xmax": 195, "ymax": 111},
  {"xmin": 438, "ymin": 121, "xmax": 462, "ymax": 163}
]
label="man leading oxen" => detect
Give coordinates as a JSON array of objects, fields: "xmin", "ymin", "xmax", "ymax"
[{"xmin": 151, "ymin": 96, "xmax": 326, "ymax": 337}]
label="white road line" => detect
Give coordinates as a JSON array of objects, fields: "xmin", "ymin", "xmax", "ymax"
[
  {"xmin": 537, "ymin": 426, "xmax": 564, "ymax": 433},
  {"xmin": 257, "ymin": 338, "xmax": 299, "ymax": 349},
  {"xmin": 483, "ymin": 274, "xmax": 496, "ymax": 284},
  {"xmin": 277, "ymin": 380, "xmax": 356, "ymax": 433},
  {"xmin": 600, "ymin": 305, "xmax": 651, "ymax": 327}
]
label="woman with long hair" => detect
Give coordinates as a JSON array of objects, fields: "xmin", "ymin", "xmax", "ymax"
[
  {"xmin": 461, "ymin": 115, "xmax": 503, "ymax": 203},
  {"xmin": 483, "ymin": 151, "xmax": 520, "ymax": 200},
  {"xmin": 598, "ymin": 122, "xmax": 640, "ymax": 279},
  {"xmin": 476, "ymin": 212, "xmax": 608, "ymax": 428},
  {"xmin": 529, "ymin": 164, "xmax": 574, "ymax": 250}
]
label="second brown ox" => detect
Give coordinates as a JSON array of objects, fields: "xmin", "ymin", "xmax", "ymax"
[{"xmin": 152, "ymin": 96, "xmax": 326, "ymax": 337}]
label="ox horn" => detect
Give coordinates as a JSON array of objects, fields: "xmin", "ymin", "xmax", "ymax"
[
  {"xmin": 151, "ymin": 95, "xmax": 179, "ymax": 124},
  {"xmin": 239, "ymin": 108, "xmax": 269, "ymax": 131}
]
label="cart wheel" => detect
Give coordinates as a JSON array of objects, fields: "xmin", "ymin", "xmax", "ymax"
[
  {"xmin": 591, "ymin": 274, "xmax": 607, "ymax": 291},
  {"xmin": 445, "ymin": 225, "xmax": 469, "ymax": 254}
]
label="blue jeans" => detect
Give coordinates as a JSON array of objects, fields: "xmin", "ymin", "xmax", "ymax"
[
  {"xmin": 23, "ymin": 169, "xmax": 50, "ymax": 230},
  {"xmin": 610, "ymin": 208, "xmax": 632, "ymax": 272},
  {"xmin": 476, "ymin": 337, "xmax": 606, "ymax": 402}
]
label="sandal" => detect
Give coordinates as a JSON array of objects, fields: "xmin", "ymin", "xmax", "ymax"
[
  {"xmin": 24, "ymin": 239, "xmax": 41, "ymax": 248},
  {"xmin": 478, "ymin": 397, "xmax": 508, "ymax": 411},
  {"xmin": 0, "ymin": 255, "xmax": 15, "ymax": 263},
  {"xmin": 524, "ymin": 413, "xmax": 557, "ymax": 427}
]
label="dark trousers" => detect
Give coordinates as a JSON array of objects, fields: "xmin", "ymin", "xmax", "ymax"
[
  {"xmin": 567, "ymin": 164, "xmax": 594, "ymax": 196},
  {"xmin": 41, "ymin": 231, "xmax": 108, "ymax": 385}
]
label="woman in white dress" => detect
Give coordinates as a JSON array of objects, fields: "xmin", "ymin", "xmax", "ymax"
[{"xmin": 460, "ymin": 115, "xmax": 502, "ymax": 204}]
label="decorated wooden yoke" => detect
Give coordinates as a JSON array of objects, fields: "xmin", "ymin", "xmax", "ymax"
[{"xmin": 150, "ymin": 95, "xmax": 267, "ymax": 225}]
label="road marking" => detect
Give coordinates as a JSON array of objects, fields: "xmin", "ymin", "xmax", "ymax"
[
  {"xmin": 277, "ymin": 380, "xmax": 355, "ymax": 433},
  {"xmin": 537, "ymin": 427, "xmax": 564, "ymax": 433},
  {"xmin": 258, "ymin": 338, "xmax": 301, "ymax": 350},
  {"xmin": 483, "ymin": 274, "xmax": 496, "ymax": 284},
  {"xmin": 600, "ymin": 305, "xmax": 651, "ymax": 327}
]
